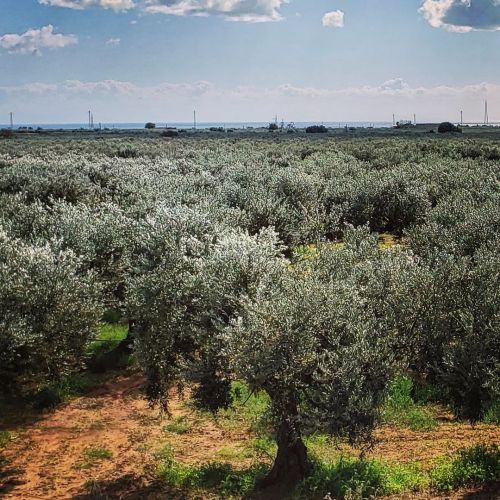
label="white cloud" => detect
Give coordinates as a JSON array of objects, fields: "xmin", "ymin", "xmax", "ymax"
[
  {"xmin": 419, "ymin": 0, "xmax": 500, "ymax": 32},
  {"xmin": 39, "ymin": 0, "xmax": 287, "ymax": 22},
  {"xmin": 0, "ymin": 25, "xmax": 78, "ymax": 55},
  {"xmin": 322, "ymin": 10, "xmax": 344, "ymax": 28},
  {"xmin": 106, "ymin": 37, "xmax": 121, "ymax": 45},
  {"xmin": 39, "ymin": 0, "xmax": 135, "ymax": 11},
  {"xmin": 143, "ymin": 0, "xmax": 288, "ymax": 22}
]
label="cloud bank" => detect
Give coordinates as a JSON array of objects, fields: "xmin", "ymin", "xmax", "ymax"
[
  {"xmin": 0, "ymin": 25, "xmax": 78, "ymax": 55},
  {"xmin": 1, "ymin": 78, "xmax": 497, "ymax": 123},
  {"xmin": 39, "ymin": 0, "xmax": 288, "ymax": 22},
  {"xmin": 420, "ymin": 0, "xmax": 500, "ymax": 32}
]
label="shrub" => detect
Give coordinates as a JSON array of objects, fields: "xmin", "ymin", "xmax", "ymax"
[
  {"xmin": 162, "ymin": 129, "xmax": 179, "ymax": 137},
  {"xmin": 438, "ymin": 122, "xmax": 461, "ymax": 134},
  {"xmin": 145, "ymin": 122, "xmax": 156, "ymax": 129},
  {"xmin": 268, "ymin": 123, "xmax": 279, "ymax": 131},
  {"xmin": 306, "ymin": 125, "xmax": 328, "ymax": 134},
  {"xmin": 0, "ymin": 129, "xmax": 14, "ymax": 139}
]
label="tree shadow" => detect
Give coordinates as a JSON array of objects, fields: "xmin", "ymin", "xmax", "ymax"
[
  {"xmin": 460, "ymin": 481, "xmax": 500, "ymax": 499},
  {"xmin": 71, "ymin": 474, "xmax": 170, "ymax": 499},
  {"xmin": 0, "ymin": 456, "xmax": 24, "ymax": 496}
]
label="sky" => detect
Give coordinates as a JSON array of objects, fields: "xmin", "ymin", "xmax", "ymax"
[{"xmin": 0, "ymin": 0, "xmax": 499, "ymax": 124}]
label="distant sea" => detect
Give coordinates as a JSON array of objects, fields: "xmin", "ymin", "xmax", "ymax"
[{"xmin": 1, "ymin": 121, "xmax": 393, "ymax": 130}]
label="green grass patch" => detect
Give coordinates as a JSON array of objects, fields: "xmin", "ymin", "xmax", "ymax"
[
  {"xmin": 156, "ymin": 444, "xmax": 267, "ymax": 497},
  {"xmin": 0, "ymin": 431, "xmax": 11, "ymax": 450},
  {"xmin": 214, "ymin": 382, "xmax": 271, "ymax": 434},
  {"xmin": 164, "ymin": 416, "xmax": 192, "ymax": 435},
  {"xmin": 483, "ymin": 401, "xmax": 500, "ymax": 425},
  {"xmin": 431, "ymin": 445, "xmax": 500, "ymax": 492},
  {"xmin": 295, "ymin": 456, "xmax": 427, "ymax": 499},
  {"xmin": 32, "ymin": 372, "xmax": 100, "ymax": 409},
  {"xmin": 382, "ymin": 376, "xmax": 437, "ymax": 431},
  {"xmin": 75, "ymin": 446, "xmax": 113, "ymax": 469},
  {"xmin": 88, "ymin": 323, "xmax": 129, "ymax": 356},
  {"xmin": 87, "ymin": 323, "xmax": 131, "ymax": 372}
]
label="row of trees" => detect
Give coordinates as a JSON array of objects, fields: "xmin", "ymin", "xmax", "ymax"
[{"xmin": 0, "ymin": 137, "xmax": 498, "ymax": 487}]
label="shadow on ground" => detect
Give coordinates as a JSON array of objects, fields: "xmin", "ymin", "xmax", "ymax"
[
  {"xmin": 71, "ymin": 474, "xmax": 169, "ymax": 500},
  {"xmin": 460, "ymin": 481, "xmax": 500, "ymax": 499}
]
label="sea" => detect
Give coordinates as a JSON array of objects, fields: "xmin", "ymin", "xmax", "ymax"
[{"xmin": 1, "ymin": 121, "xmax": 393, "ymax": 130}]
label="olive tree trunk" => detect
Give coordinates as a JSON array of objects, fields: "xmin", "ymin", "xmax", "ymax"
[{"xmin": 260, "ymin": 399, "xmax": 312, "ymax": 489}]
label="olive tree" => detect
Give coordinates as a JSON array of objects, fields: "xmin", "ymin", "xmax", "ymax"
[
  {"xmin": 128, "ymin": 219, "xmax": 417, "ymax": 488},
  {"xmin": 125, "ymin": 206, "xmax": 285, "ymax": 405},
  {"xmin": 409, "ymin": 245, "xmax": 500, "ymax": 422},
  {"xmin": 225, "ymin": 227, "xmax": 419, "ymax": 485},
  {"xmin": 0, "ymin": 231, "xmax": 102, "ymax": 392}
]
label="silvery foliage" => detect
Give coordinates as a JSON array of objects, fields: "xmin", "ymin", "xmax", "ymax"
[
  {"xmin": 226, "ymin": 226, "xmax": 421, "ymax": 443},
  {"xmin": 1, "ymin": 195, "xmax": 131, "ymax": 309},
  {"xmin": 429, "ymin": 246, "xmax": 499, "ymax": 422},
  {"xmin": 406, "ymin": 183, "xmax": 500, "ymax": 420},
  {"xmin": 0, "ymin": 230, "xmax": 102, "ymax": 391},
  {"xmin": 125, "ymin": 204, "xmax": 286, "ymax": 407},
  {"xmin": 0, "ymin": 136, "xmax": 498, "ymax": 420}
]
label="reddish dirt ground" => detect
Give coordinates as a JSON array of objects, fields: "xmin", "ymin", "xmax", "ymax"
[{"xmin": 1, "ymin": 373, "xmax": 499, "ymax": 499}]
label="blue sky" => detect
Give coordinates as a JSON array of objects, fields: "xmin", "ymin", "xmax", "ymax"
[{"xmin": 0, "ymin": 0, "xmax": 499, "ymax": 123}]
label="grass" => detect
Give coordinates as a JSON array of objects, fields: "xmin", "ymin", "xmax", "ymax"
[
  {"xmin": 88, "ymin": 323, "xmax": 129, "ymax": 357},
  {"xmin": 0, "ymin": 431, "xmax": 11, "ymax": 449},
  {"xmin": 75, "ymin": 446, "xmax": 113, "ymax": 469},
  {"xmin": 381, "ymin": 376, "xmax": 438, "ymax": 431},
  {"xmin": 210, "ymin": 381, "xmax": 271, "ymax": 434},
  {"xmin": 483, "ymin": 401, "xmax": 500, "ymax": 425},
  {"xmin": 164, "ymin": 416, "xmax": 192, "ymax": 435},
  {"xmin": 155, "ymin": 381, "xmax": 500, "ymax": 498},
  {"xmin": 32, "ymin": 372, "xmax": 101, "ymax": 409},
  {"xmin": 430, "ymin": 445, "xmax": 500, "ymax": 492},
  {"xmin": 294, "ymin": 456, "xmax": 428, "ymax": 499},
  {"xmin": 87, "ymin": 323, "xmax": 132, "ymax": 373},
  {"xmin": 156, "ymin": 444, "xmax": 267, "ymax": 497},
  {"xmin": 157, "ymin": 443, "xmax": 500, "ymax": 499}
]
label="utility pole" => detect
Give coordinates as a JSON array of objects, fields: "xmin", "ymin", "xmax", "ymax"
[
  {"xmin": 88, "ymin": 110, "xmax": 91, "ymax": 130},
  {"xmin": 9, "ymin": 112, "xmax": 13, "ymax": 129},
  {"xmin": 460, "ymin": 110, "xmax": 463, "ymax": 125}
]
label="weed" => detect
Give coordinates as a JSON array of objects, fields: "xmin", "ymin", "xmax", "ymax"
[
  {"xmin": 382, "ymin": 376, "xmax": 437, "ymax": 431},
  {"xmin": 88, "ymin": 323, "xmax": 129, "ymax": 356},
  {"xmin": 295, "ymin": 456, "xmax": 427, "ymax": 499},
  {"xmin": 32, "ymin": 373, "xmax": 99, "ymax": 409},
  {"xmin": 215, "ymin": 382, "xmax": 270, "ymax": 434},
  {"xmin": 164, "ymin": 416, "xmax": 192, "ymax": 435},
  {"xmin": 156, "ymin": 444, "xmax": 267, "ymax": 496},
  {"xmin": 87, "ymin": 323, "xmax": 131, "ymax": 372},
  {"xmin": 431, "ymin": 445, "xmax": 500, "ymax": 492},
  {"xmin": 483, "ymin": 401, "xmax": 500, "ymax": 425},
  {"xmin": 75, "ymin": 446, "xmax": 113, "ymax": 469},
  {"xmin": 0, "ymin": 431, "xmax": 11, "ymax": 449}
]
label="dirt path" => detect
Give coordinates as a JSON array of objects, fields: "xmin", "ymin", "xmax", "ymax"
[
  {"xmin": 1, "ymin": 373, "xmax": 499, "ymax": 499},
  {"xmin": 0, "ymin": 373, "xmax": 255, "ymax": 499}
]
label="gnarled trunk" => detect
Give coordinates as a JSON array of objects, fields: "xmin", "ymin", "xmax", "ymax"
[{"xmin": 259, "ymin": 400, "xmax": 312, "ymax": 490}]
